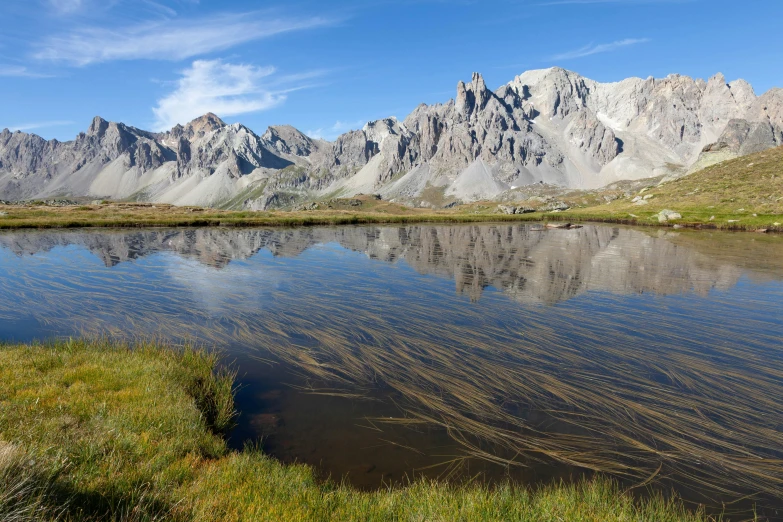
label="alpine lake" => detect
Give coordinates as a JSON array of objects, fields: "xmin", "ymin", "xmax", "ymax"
[{"xmin": 1, "ymin": 223, "xmax": 781, "ymax": 520}]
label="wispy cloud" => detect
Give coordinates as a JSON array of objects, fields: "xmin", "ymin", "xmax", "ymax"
[
  {"xmin": 48, "ymin": 0, "xmax": 83, "ymax": 14},
  {"xmin": 0, "ymin": 65, "xmax": 53, "ymax": 78},
  {"xmin": 306, "ymin": 119, "xmax": 366, "ymax": 141},
  {"xmin": 138, "ymin": 0, "xmax": 178, "ymax": 17},
  {"xmin": 3, "ymin": 120, "xmax": 74, "ymax": 132},
  {"xmin": 537, "ymin": 0, "xmax": 692, "ymax": 4},
  {"xmin": 33, "ymin": 12, "xmax": 334, "ymax": 66},
  {"xmin": 550, "ymin": 38, "xmax": 650, "ymax": 60},
  {"xmin": 152, "ymin": 59, "xmax": 325, "ymax": 131}
]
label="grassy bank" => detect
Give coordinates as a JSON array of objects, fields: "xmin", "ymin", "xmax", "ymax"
[
  {"xmin": 3, "ymin": 199, "xmax": 779, "ymax": 232},
  {"xmin": 0, "ymin": 201, "xmax": 547, "ymax": 230},
  {"xmin": 552, "ymin": 145, "xmax": 783, "ymax": 231},
  {"xmin": 0, "ymin": 339, "xmax": 715, "ymax": 521}
]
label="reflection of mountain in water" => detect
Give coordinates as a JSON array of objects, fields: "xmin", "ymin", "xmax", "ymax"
[
  {"xmin": 0, "ymin": 225, "xmax": 751, "ymax": 304},
  {"xmin": 2, "ymin": 224, "xmax": 782, "ymax": 511}
]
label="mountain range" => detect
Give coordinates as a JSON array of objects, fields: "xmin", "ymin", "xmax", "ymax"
[{"xmin": 2, "ymin": 67, "xmax": 781, "ymax": 209}]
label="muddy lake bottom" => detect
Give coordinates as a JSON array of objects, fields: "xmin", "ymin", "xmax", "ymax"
[{"xmin": 1, "ymin": 223, "xmax": 781, "ymax": 519}]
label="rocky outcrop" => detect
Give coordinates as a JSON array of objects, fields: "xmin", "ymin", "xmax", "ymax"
[
  {"xmin": 1, "ymin": 68, "xmax": 781, "ymax": 208},
  {"xmin": 705, "ymin": 119, "xmax": 782, "ymax": 156}
]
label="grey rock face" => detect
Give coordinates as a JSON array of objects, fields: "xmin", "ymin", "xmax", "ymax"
[
  {"xmin": 566, "ymin": 110, "xmax": 620, "ymax": 166},
  {"xmin": 746, "ymin": 88, "xmax": 783, "ymax": 128},
  {"xmin": 706, "ymin": 119, "xmax": 782, "ymax": 156},
  {"xmin": 1, "ymin": 68, "xmax": 780, "ymax": 209}
]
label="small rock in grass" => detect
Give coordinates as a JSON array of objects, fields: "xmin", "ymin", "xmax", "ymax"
[
  {"xmin": 709, "ymin": 216, "xmax": 715, "ymax": 221},
  {"xmin": 498, "ymin": 204, "xmax": 534, "ymax": 214},
  {"xmin": 728, "ymin": 220, "xmax": 740, "ymax": 223},
  {"xmin": 539, "ymin": 201, "xmax": 570, "ymax": 212},
  {"xmin": 657, "ymin": 209, "xmax": 681, "ymax": 223}
]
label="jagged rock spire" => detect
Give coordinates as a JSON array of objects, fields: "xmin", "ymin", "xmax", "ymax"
[{"xmin": 456, "ymin": 72, "xmax": 492, "ymax": 118}]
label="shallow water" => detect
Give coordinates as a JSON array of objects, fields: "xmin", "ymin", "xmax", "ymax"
[{"xmin": 1, "ymin": 224, "xmax": 782, "ymax": 518}]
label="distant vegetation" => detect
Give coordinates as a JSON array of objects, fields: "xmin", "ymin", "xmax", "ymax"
[{"xmin": 0, "ymin": 339, "xmax": 717, "ymax": 521}]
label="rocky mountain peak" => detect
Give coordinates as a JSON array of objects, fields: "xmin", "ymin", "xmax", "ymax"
[
  {"xmin": 185, "ymin": 113, "xmax": 226, "ymax": 137},
  {"xmin": 509, "ymin": 67, "xmax": 590, "ymax": 119},
  {"xmin": 363, "ymin": 117, "xmax": 406, "ymax": 144},
  {"xmin": 87, "ymin": 116, "xmax": 110, "ymax": 138},
  {"xmin": 456, "ymin": 72, "xmax": 493, "ymax": 118},
  {"xmin": 262, "ymin": 125, "xmax": 317, "ymax": 157}
]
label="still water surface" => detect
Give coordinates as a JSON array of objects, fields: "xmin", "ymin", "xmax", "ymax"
[{"xmin": 1, "ymin": 224, "xmax": 781, "ymax": 517}]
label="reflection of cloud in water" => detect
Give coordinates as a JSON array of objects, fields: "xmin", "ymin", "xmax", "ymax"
[
  {"xmin": 0, "ymin": 225, "xmax": 770, "ymax": 306},
  {"xmin": 159, "ymin": 253, "xmax": 284, "ymax": 314},
  {"xmin": 0, "ymin": 224, "xmax": 782, "ymax": 510}
]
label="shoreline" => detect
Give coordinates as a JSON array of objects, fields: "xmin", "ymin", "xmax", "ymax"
[{"xmin": 0, "ymin": 203, "xmax": 780, "ymax": 233}]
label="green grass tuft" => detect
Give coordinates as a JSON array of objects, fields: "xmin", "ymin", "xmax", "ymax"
[{"xmin": 0, "ymin": 340, "xmax": 723, "ymax": 521}]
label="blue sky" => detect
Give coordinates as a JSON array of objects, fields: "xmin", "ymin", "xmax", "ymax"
[{"xmin": 1, "ymin": 0, "xmax": 781, "ymax": 141}]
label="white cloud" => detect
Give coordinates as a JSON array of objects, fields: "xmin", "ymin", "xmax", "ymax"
[
  {"xmin": 306, "ymin": 119, "xmax": 366, "ymax": 141},
  {"xmin": 3, "ymin": 120, "xmax": 74, "ymax": 132},
  {"xmin": 33, "ymin": 12, "xmax": 333, "ymax": 66},
  {"xmin": 152, "ymin": 60, "xmax": 285, "ymax": 131},
  {"xmin": 0, "ymin": 65, "xmax": 53, "ymax": 78},
  {"xmin": 550, "ymin": 38, "xmax": 650, "ymax": 60},
  {"xmin": 48, "ymin": 0, "xmax": 83, "ymax": 13}
]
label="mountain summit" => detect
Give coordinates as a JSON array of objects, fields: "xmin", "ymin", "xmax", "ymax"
[{"xmin": 1, "ymin": 68, "xmax": 781, "ymax": 209}]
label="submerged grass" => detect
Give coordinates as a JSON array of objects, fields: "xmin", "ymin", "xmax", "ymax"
[
  {"xmin": 0, "ymin": 339, "xmax": 715, "ymax": 521},
  {"xmin": 2, "ymin": 224, "xmax": 781, "ymax": 512}
]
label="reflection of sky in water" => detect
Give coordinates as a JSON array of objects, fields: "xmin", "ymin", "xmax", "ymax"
[
  {"xmin": 1, "ymin": 230, "xmax": 780, "ymax": 351},
  {"xmin": 1, "ymin": 225, "xmax": 783, "ymax": 511},
  {"xmin": 162, "ymin": 252, "xmax": 285, "ymax": 314}
]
